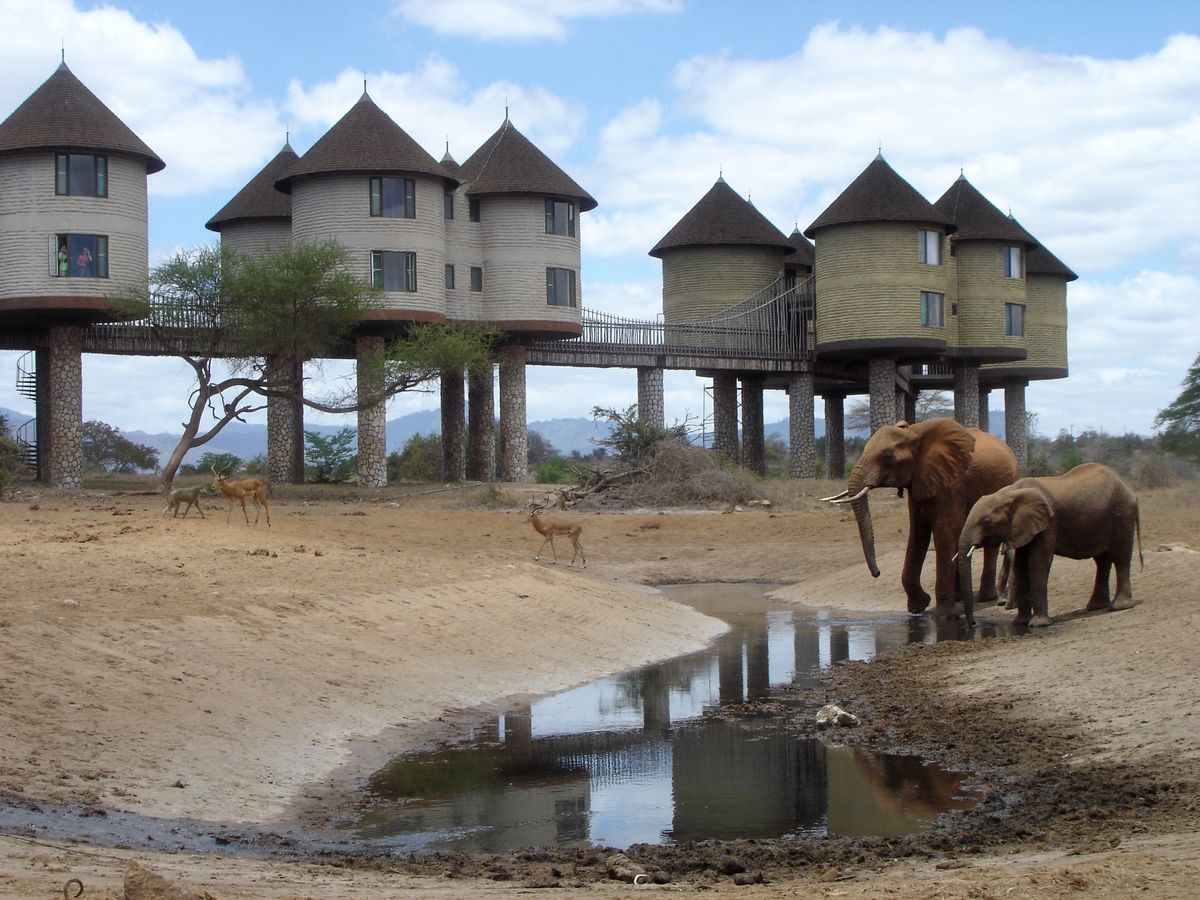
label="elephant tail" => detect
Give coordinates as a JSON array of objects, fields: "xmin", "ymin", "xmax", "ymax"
[{"xmin": 1136, "ymin": 501, "xmax": 1144, "ymax": 571}]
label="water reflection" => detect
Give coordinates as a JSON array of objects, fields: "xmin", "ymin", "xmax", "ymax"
[{"xmin": 359, "ymin": 586, "xmax": 988, "ymax": 852}]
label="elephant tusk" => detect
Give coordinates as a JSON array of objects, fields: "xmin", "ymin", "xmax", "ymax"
[
  {"xmin": 951, "ymin": 551, "xmax": 959, "ymax": 563},
  {"xmin": 832, "ymin": 485, "xmax": 872, "ymax": 505},
  {"xmin": 966, "ymin": 545, "xmax": 976, "ymax": 559},
  {"xmin": 820, "ymin": 489, "xmax": 850, "ymax": 502}
]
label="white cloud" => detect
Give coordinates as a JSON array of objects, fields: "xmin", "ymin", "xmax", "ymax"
[
  {"xmin": 391, "ymin": 0, "xmax": 683, "ymax": 42},
  {"xmin": 0, "ymin": 0, "xmax": 284, "ymax": 198}
]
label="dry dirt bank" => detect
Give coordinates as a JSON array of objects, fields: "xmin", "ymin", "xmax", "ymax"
[{"xmin": 1, "ymin": 478, "xmax": 1198, "ymax": 897}]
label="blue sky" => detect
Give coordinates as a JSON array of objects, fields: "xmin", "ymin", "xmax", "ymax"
[{"xmin": 1, "ymin": 0, "xmax": 1198, "ymax": 441}]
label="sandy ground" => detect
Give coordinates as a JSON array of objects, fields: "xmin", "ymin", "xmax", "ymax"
[{"xmin": 1, "ymin": 477, "xmax": 1198, "ymax": 897}]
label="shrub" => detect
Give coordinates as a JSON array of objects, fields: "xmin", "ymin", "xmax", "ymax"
[
  {"xmin": 389, "ymin": 432, "xmax": 441, "ymax": 481},
  {"xmin": 536, "ymin": 456, "xmax": 572, "ymax": 484}
]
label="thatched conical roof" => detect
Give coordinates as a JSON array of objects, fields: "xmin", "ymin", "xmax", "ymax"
[
  {"xmin": 650, "ymin": 177, "xmax": 790, "ymax": 258},
  {"xmin": 804, "ymin": 154, "xmax": 950, "ymax": 237},
  {"xmin": 460, "ymin": 118, "xmax": 596, "ymax": 211},
  {"xmin": 206, "ymin": 142, "xmax": 297, "ymax": 231},
  {"xmin": 934, "ymin": 175, "xmax": 1037, "ymax": 247}
]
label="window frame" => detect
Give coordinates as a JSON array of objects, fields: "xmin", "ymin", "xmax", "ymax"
[
  {"xmin": 370, "ymin": 250, "xmax": 417, "ymax": 292},
  {"xmin": 55, "ymin": 153, "xmax": 108, "ymax": 198},
  {"xmin": 546, "ymin": 267, "xmax": 577, "ymax": 307},
  {"xmin": 920, "ymin": 290, "xmax": 944, "ymax": 328},
  {"xmin": 469, "ymin": 266, "xmax": 483, "ymax": 292},
  {"xmin": 444, "ymin": 263, "xmax": 455, "ymax": 290},
  {"xmin": 51, "ymin": 233, "xmax": 109, "ymax": 278},
  {"xmin": 443, "ymin": 190, "xmax": 454, "ymax": 220},
  {"xmin": 1004, "ymin": 246, "xmax": 1023, "ymax": 279},
  {"xmin": 1005, "ymin": 302, "xmax": 1025, "ymax": 337},
  {"xmin": 369, "ymin": 176, "xmax": 416, "ymax": 219},
  {"xmin": 917, "ymin": 229, "xmax": 941, "ymax": 265},
  {"xmin": 545, "ymin": 198, "xmax": 576, "ymax": 237},
  {"xmin": 468, "ymin": 196, "xmax": 481, "ymax": 222}
]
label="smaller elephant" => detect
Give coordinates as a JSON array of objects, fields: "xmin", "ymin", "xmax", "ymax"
[{"xmin": 958, "ymin": 463, "xmax": 1143, "ymax": 627}]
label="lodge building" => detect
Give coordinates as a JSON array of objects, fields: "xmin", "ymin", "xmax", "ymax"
[{"xmin": 0, "ymin": 62, "xmax": 1072, "ymax": 488}]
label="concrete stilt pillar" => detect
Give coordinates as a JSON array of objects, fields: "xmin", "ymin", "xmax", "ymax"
[
  {"xmin": 499, "ymin": 345, "xmax": 528, "ymax": 482},
  {"xmin": 977, "ymin": 388, "xmax": 991, "ymax": 433},
  {"xmin": 904, "ymin": 391, "xmax": 917, "ymax": 425},
  {"xmin": 823, "ymin": 393, "xmax": 846, "ymax": 481},
  {"xmin": 954, "ymin": 363, "xmax": 981, "ymax": 429},
  {"xmin": 788, "ymin": 370, "xmax": 816, "ymax": 479},
  {"xmin": 1004, "ymin": 383, "xmax": 1029, "ymax": 472},
  {"xmin": 46, "ymin": 325, "xmax": 83, "ymax": 489},
  {"xmin": 266, "ymin": 353, "xmax": 304, "ymax": 484},
  {"xmin": 868, "ymin": 358, "xmax": 896, "ymax": 434},
  {"xmin": 440, "ymin": 366, "xmax": 465, "ymax": 481},
  {"xmin": 712, "ymin": 372, "xmax": 738, "ymax": 459},
  {"xmin": 34, "ymin": 346, "xmax": 51, "ymax": 482},
  {"xmin": 894, "ymin": 387, "xmax": 906, "ymax": 424},
  {"xmin": 740, "ymin": 376, "xmax": 765, "ymax": 475},
  {"xmin": 355, "ymin": 335, "xmax": 388, "ymax": 487},
  {"xmin": 636, "ymin": 367, "xmax": 665, "ymax": 429},
  {"xmin": 466, "ymin": 366, "xmax": 496, "ymax": 481}
]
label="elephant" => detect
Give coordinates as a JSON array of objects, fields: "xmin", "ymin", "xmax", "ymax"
[
  {"xmin": 957, "ymin": 463, "xmax": 1143, "ymax": 628},
  {"xmin": 827, "ymin": 417, "xmax": 1018, "ymax": 622}
]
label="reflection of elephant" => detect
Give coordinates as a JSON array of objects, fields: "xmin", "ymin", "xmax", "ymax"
[
  {"xmin": 957, "ymin": 463, "xmax": 1143, "ymax": 627},
  {"xmin": 829, "ymin": 418, "xmax": 1018, "ymax": 620}
]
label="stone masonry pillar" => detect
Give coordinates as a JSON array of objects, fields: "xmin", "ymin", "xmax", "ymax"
[
  {"xmin": 788, "ymin": 370, "xmax": 816, "ymax": 479},
  {"xmin": 355, "ymin": 335, "xmax": 387, "ymax": 487},
  {"xmin": 894, "ymin": 387, "xmax": 906, "ymax": 424},
  {"xmin": 636, "ymin": 367, "xmax": 664, "ymax": 430},
  {"xmin": 954, "ymin": 363, "xmax": 981, "ymax": 429},
  {"xmin": 823, "ymin": 393, "xmax": 846, "ymax": 481},
  {"xmin": 740, "ymin": 376, "xmax": 765, "ymax": 475},
  {"xmin": 978, "ymin": 388, "xmax": 991, "ymax": 433},
  {"xmin": 499, "ymin": 344, "xmax": 528, "ymax": 482},
  {"xmin": 440, "ymin": 366, "xmax": 465, "ymax": 481},
  {"xmin": 711, "ymin": 372, "xmax": 738, "ymax": 459},
  {"xmin": 47, "ymin": 325, "xmax": 83, "ymax": 489},
  {"xmin": 466, "ymin": 366, "xmax": 496, "ymax": 481},
  {"xmin": 266, "ymin": 353, "xmax": 304, "ymax": 484},
  {"xmin": 868, "ymin": 358, "xmax": 896, "ymax": 434},
  {"xmin": 904, "ymin": 390, "xmax": 917, "ymax": 425},
  {"xmin": 1004, "ymin": 383, "xmax": 1029, "ymax": 472}
]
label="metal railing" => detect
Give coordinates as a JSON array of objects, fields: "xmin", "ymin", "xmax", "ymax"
[{"xmin": 15, "ymin": 350, "xmax": 37, "ymax": 400}]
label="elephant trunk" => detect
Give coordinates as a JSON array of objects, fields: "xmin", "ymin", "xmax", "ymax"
[
  {"xmin": 847, "ymin": 464, "xmax": 881, "ymax": 578},
  {"xmin": 957, "ymin": 533, "xmax": 977, "ymax": 627}
]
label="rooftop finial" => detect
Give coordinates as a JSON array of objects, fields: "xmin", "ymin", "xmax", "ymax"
[{"xmin": 61, "ymin": 40, "xmax": 65, "ymax": 63}]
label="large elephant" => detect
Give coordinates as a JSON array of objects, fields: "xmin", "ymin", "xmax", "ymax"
[
  {"xmin": 957, "ymin": 463, "xmax": 1143, "ymax": 628},
  {"xmin": 828, "ymin": 418, "xmax": 1018, "ymax": 620}
]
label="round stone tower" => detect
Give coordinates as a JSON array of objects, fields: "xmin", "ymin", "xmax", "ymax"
[
  {"xmin": 650, "ymin": 177, "xmax": 792, "ymax": 323},
  {"xmin": 804, "ymin": 154, "xmax": 955, "ymax": 361}
]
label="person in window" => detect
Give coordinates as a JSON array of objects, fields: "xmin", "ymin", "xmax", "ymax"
[
  {"xmin": 76, "ymin": 245, "xmax": 92, "ymax": 274},
  {"xmin": 57, "ymin": 242, "xmax": 69, "ymax": 276}
]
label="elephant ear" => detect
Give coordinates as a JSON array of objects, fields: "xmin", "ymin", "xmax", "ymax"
[
  {"xmin": 1008, "ymin": 488, "xmax": 1054, "ymax": 548},
  {"xmin": 910, "ymin": 418, "xmax": 976, "ymax": 501}
]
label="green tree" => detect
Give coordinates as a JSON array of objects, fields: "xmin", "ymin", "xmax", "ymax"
[
  {"xmin": 590, "ymin": 405, "xmax": 689, "ymax": 464},
  {"xmin": 0, "ymin": 414, "xmax": 25, "ymax": 494},
  {"xmin": 195, "ymin": 451, "xmax": 243, "ymax": 476},
  {"xmin": 388, "ymin": 433, "xmax": 442, "ymax": 481},
  {"xmin": 81, "ymin": 420, "xmax": 159, "ymax": 473},
  {"xmin": 305, "ymin": 428, "xmax": 356, "ymax": 483},
  {"xmin": 244, "ymin": 454, "xmax": 267, "ymax": 477},
  {"xmin": 526, "ymin": 430, "xmax": 559, "ymax": 468},
  {"xmin": 1155, "ymin": 352, "xmax": 1200, "ymax": 460},
  {"xmin": 536, "ymin": 456, "xmax": 572, "ymax": 483},
  {"xmin": 121, "ymin": 242, "xmax": 498, "ymax": 489}
]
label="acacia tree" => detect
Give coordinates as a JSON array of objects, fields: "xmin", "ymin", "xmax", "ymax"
[
  {"xmin": 1154, "ymin": 352, "xmax": 1200, "ymax": 459},
  {"xmin": 124, "ymin": 242, "xmax": 497, "ymax": 488}
]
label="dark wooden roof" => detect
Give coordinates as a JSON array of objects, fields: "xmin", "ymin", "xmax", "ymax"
[
  {"xmin": 205, "ymin": 142, "xmax": 298, "ymax": 231},
  {"xmin": 275, "ymin": 92, "xmax": 454, "ymax": 193},
  {"xmin": 1025, "ymin": 241, "xmax": 1078, "ymax": 281},
  {"xmin": 786, "ymin": 226, "xmax": 815, "ymax": 267},
  {"xmin": 650, "ymin": 177, "xmax": 790, "ymax": 258},
  {"xmin": 440, "ymin": 144, "xmax": 462, "ymax": 180},
  {"xmin": 460, "ymin": 118, "xmax": 596, "ymax": 212},
  {"xmin": 934, "ymin": 175, "xmax": 1038, "ymax": 247},
  {"xmin": 0, "ymin": 62, "xmax": 164, "ymax": 173},
  {"xmin": 804, "ymin": 154, "xmax": 951, "ymax": 238}
]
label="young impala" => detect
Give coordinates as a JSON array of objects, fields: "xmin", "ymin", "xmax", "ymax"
[
  {"xmin": 526, "ymin": 504, "xmax": 585, "ymax": 567},
  {"xmin": 211, "ymin": 467, "xmax": 271, "ymax": 526}
]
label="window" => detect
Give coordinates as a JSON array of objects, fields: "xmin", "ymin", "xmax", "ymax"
[
  {"xmin": 369, "ymin": 177, "xmax": 415, "ymax": 218},
  {"xmin": 370, "ymin": 251, "xmax": 417, "ymax": 292},
  {"xmin": 545, "ymin": 199, "xmax": 576, "ymax": 237},
  {"xmin": 918, "ymin": 229, "xmax": 940, "ymax": 265},
  {"xmin": 55, "ymin": 154, "xmax": 107, "ymax": 197},
  {"xmin": 444, "ymin": 264, "xmax": 455, "ymax": 290},
  {"xmin": 469, "ymin": 266, "xmax": 483, "ymax": 292},
  {"xmin": 920, "ymin": 290, "xmax": 944, "ymax": 327},
  {"xmin": 443, "ymin": 191, "xmax": 454, "ymax": 219},
  {"xmin": 1004, "ymin": 246, "xmax": 1022, "ymax": 278},
  {"xmin": 546, "ymin": 267, "xmax": 577, "ymax": 307},
  {"xmin": 468, "ymin": 196, "xmax": 481, "ymax": 222},
  {"xmin": 1005, "ymin": 303, "xmax": 1025, "ymax": 337},
  {"xmin": 51, "ymin": 234, "xmax": 108, "ymax": 278}
]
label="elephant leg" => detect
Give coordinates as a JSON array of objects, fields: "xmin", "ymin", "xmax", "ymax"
[
  {"xmin": 977, "ymin": 544, "xmax": 1000, "ymax": 606},
  {"xmin": 1012, "ymin": 551, "xmax": 1033, "ymax": 626},
  {"xmin": 1027, "ymin": 541, "xmax": 1054, "ymax": 628},
  {"xmin": 1111, "ymin": 554, "xmax": 1137, "ymax": 610},
  {"xmin": 1086, "ymin": 557, "xmax": 1113, "ymax": 611},
  {"xmin": 931, "ymin": 526, "xmax": 961, "ymax": 618},
  {"xmin": 903, "ymin": 510, "xmax": 933, "ymax": 613}
]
